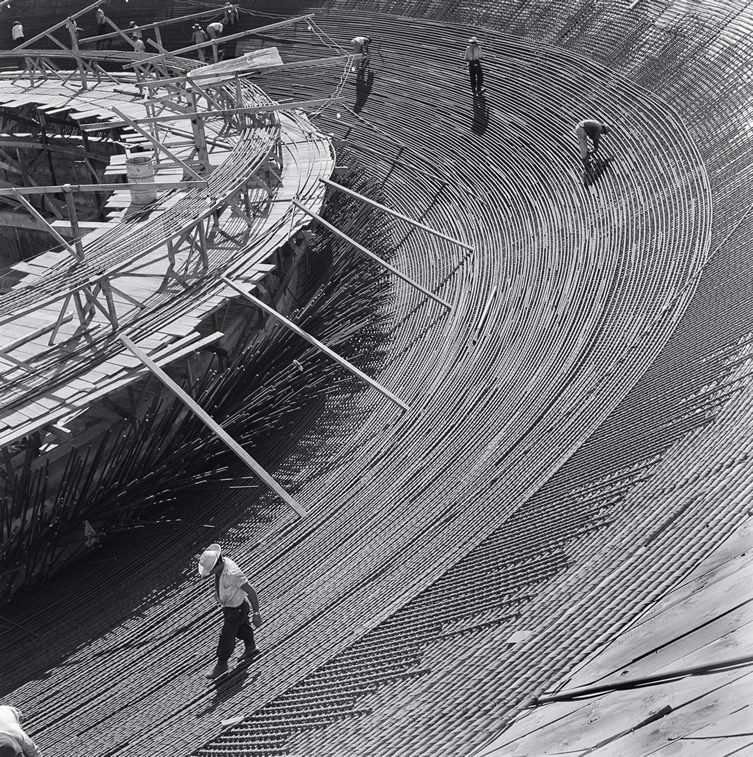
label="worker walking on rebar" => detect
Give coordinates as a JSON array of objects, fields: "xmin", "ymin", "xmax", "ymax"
[
  {"xmin": 198, "ymin": 543, "xmax": 263, "ymax": 679},
  {"xmin": 464, "ymin": 37, "xmax": 485, "ymax": 96},
  {"xmin": 0, "ymin": 705, "xmax": 42, "ymax": 757},
  {"xmin": 575, "ymin": 118, "xmax": 610, "ymax": 170},
  {"xmin": 351, "ymin": 35, "xmax": 371, "ymax": 56},
  {"xmin": 351, "ymin": 35, "xmax": 371, "ymax": 74}
]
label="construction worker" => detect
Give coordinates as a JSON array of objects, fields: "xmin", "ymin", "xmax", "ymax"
[
  {"xmin": 464, "ymin": 37, "xmax": 485, "ymax": 95},
  {"xmin": 128, "ymin": 21, "xmax": 142, "ymax": 40},
  {"xmin": 206, "ymin": 21, "xmax": 224, "ymax": 40},
  {"xmin": 575, "ymin": 119, "xmax": 610, "ymax": 169},
  {"xmin": 223, "ymin": 2, "xmax": 239, "ymax": 27},
  {"xmin": 191, "ymin": 23, "xmax": 207, "ymax": 62},
  {"xmin": 351, "ymin": 35, "xmax": 371, "ymax": 56},
  {"xmin": 95, "ymin": 7, "xmax": 107, "ymax": 48},
  {"xmin": 351, "ymin": 36, "xmax": 371, "ymax": 75},
  {"xmin": 198, "ymin": 543, "xmax": 263, "ymax": 679},
  {"xmin": 11, "ymin": 21, "xmax": 24, "ymax": 48},
  {"xmin": 0, "ymin": 705, "xmax": 42, "ymax": 757},
  {"xmin": 132, "ymin": 36, "xmax": 145, "ymax": 53}
]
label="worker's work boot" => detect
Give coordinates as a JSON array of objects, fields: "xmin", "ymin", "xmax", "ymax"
[
  {"xmin": 239, "ymin": 645, "xmax": 260, "ymax": 662},
  {"xmin": 205, "ymin": 661, "xmax": 229, "ymax": 679}
]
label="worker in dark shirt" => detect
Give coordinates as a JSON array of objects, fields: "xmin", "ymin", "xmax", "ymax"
[{"xmin": 575, "ymin": 119, "xmax": 610, "ymax": 169}]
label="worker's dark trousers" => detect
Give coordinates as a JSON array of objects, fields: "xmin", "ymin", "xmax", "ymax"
[
  {"xmin": 0, "ymin": 734, "xmax": 22, "ymax": 757},
  {"xmin": 469, "ymin": 61, "xmax": 484, "ymax": 92},
  {"xmin": 217, "ymin": 603, "xmax": 255, "ymax": 662}
]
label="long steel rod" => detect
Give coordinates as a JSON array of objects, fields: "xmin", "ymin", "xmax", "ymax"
[
  {"xmin": 292, "ymin": 199, "xmax": 453, "ymax": 310},
  {"xmin": 125, "ymin": 14, "xmax": 313, "ymax": 68},
  {"xmin": 15, "ymin": 0, "xmax": 104, "ymax": 50},
  {"xmin": 79, "ymin": 6, "xmax": 236, "ymax": 44},
  {"xmin": 321, "ymin": 178, "xmax": 474, "ymax": 252},
  {"xmin": 80, "ymin": 98, "xmax": 345, "ymax": 130},
  {"xmin": 535, "ymin": 653, "xmax": 753, "ymax": 704},
  {"xmin": 222, "ymin": 276, "xmax": 410, "ymax": 412},
  {"xmin": 0, "ymin": 181, "xmax": 206, "ymax": 196},
  {"xmin": 118, "ymin": 334, "xmax": 307, "ymax": 518}
]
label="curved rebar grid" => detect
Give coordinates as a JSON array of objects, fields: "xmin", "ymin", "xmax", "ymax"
[{"xmin": 0, "ymin": 1, "xmax": 751, "ymax": 756}]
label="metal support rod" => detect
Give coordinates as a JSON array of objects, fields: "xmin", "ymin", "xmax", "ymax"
[
  {"xmin": 534, "ymin": 653, "xmax": 753, "ymax": 705},
  {"xmin": 125, "ymin": 14, "xmax": 314, "ymax": 68},
  {"xmin": 16, "ymin": 0, "xmax": 104, "ymax": 50},
  {"xmin": 118, "ymin": 334, "xmax": 307, "ymax": 518},
  {"xmin": 222, "ymin": 277, "xmax": 411, "ymax": 412},
  {"xmin": 79, "ymin": 7, "xmax": 237, "ymax": 45},
  {"xmin": 292, "ymin": 199, "xmax": 453, "ymax": 310},
  {"xmin": 321, "ymin": 178, "xmax": 474, "ymax": 252},
  {"xmin": 81, "ymin": 98, "xmax": 345, "ymax": 130},
  {"xmin": 0, "ymin": 180, "xmax": 206, "ymax": 196}
]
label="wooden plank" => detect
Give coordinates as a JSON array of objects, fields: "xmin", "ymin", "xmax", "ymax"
[
  {"xmin": 566, "ymin": 553, "xmax": 753, "ymax": 688},
  {"xmin": 605, "ymin": 672, "xmax": 753, "ymax": 755},
  {"xmin": 498, "ymin": 670, "xmax": 752, "ymax": 756}
]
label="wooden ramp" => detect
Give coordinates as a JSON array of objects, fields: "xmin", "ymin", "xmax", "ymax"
[{"xmin": 0, "ymin": 70, "xmax": 334, "ymax": 449}]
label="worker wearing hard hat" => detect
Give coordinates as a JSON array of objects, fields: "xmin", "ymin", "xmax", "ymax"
[
  {"xmin": 0, "ymin": 705, "xmax": 42, "ymax": 757},
  {"xmin": 198, "ymin": 543, "xmax": 263, "ymax": 679}
]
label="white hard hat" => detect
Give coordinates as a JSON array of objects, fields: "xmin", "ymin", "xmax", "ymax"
[{"xmin": 198, "ymin": 543, "xmax": 222, "ymax": 576}]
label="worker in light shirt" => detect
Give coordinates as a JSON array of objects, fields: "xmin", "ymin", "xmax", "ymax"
[
  {"xmin": 198, "ymin": 543, "xmax": 263, "ymax": 679},
  {"xmin": 0, "ymin": 706, "xmax": 42, "ymax": 757},
  {"xmin": 464, "ymin": 36, "xmax": 485, "ymax": 96},
  {"xmin": 11, "ymin": 21, "xmax": 24, "ymax": 48},
  {"xmin": 206, "ymin": 21, "xmax": 224, "ymax": 40}
]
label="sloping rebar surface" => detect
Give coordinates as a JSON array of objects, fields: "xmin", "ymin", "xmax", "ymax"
[{"xmin": 1, "ymin": 1, "xmax": 752, "ymax": 756}]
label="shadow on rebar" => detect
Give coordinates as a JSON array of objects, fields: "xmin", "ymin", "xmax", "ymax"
[
  {"xmin": 354, "ymin": 69, "xmax": 374, "ymax": 113},
  {"xmin": 472, "ymin": 93, "xmax": 490, "ymax": 135}
]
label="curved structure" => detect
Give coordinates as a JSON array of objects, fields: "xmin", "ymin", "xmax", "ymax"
[
  {"xmin": 0, "ymin": 34, "xmax": 336, "ymax": 593},
  {"xmin": 0, "ymin": 1, "xmax": 751, "ymax": 756}
]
